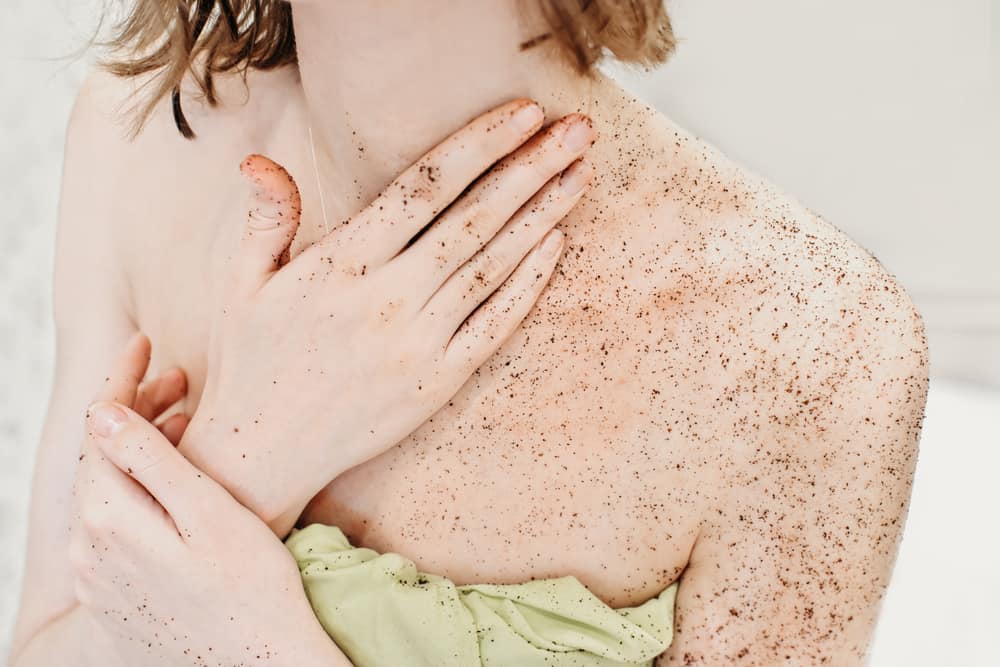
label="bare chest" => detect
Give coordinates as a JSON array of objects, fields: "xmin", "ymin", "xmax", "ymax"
[{"xmin": 130, "ymin": 186, "xmax": 734, "ymax": 607}]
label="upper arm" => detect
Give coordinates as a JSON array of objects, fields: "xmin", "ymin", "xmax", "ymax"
[
  {"xmin": 9, "ymin": 69, "xmax": 138, "ymax": 658},
  {"xmin": 660, "ymin": 272, "xmax": 930, "ymax": 665}
]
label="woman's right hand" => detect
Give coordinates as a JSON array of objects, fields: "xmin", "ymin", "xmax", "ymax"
[{"xmin": 179, "ymin": 99, "xmax": 596, "ymax": 534}]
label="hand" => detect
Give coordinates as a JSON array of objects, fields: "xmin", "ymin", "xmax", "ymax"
[
  {"xmin": 69, "ymin": 335, "xmax": 346, "ymax": 667},
  {"xmin": 180, "ymin": 98, "xmax": 596, "ymax": 533}
]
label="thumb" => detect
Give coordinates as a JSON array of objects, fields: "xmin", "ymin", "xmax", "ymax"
[
  {"xmin": 86, "ymin": 400, "xmax": 210, "ymax": 531},
  {"xmin": 235, "ymin": 153, "xmax": 302, "ymax": 294}
]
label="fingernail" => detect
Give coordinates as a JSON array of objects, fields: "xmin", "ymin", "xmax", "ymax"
[
  {"xmin": 87, "ymin": 402, "xmax": 128, "ymax": 438},
  {"xmin": 562, "ymin": 116, "xmax": 596, "ymax": 151},
  {"xmin": 244, "ymin": 189, "xmax": 286, "ymax": 231},
  {"xmin": 512, "ymin": 102, "xmax": 543, "ymax": 133},
  {"xmin": 559, "ymin": 158, "xmax": 591, "ymax": 194},
  {"xmin": 540, "ymin": 228, "xmax": 564, "ymax": 258},
  {"xmin": 240, "ymin": 157, "xmax": 290, "ymax": 230}
]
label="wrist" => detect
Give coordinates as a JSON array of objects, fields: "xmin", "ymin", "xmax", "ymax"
[
  {"xmin": 178, "ymin": 410, "xmax": 326, "ymax": 533},
  {"xmin": 177, "ymin": 411, "xmax": 273, "ymax": 513}
]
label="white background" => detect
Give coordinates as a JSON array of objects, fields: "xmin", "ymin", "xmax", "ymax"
[{"xmin": 1, "ymin": 1, "xmax": 997, "ymax": 664}]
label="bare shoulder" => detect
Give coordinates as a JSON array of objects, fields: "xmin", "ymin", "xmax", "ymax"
[
  {"xmin": 63, "ymin": 67, "xmax": 193, "ymax": 241},
  {"xmin": 64, "ymin": 66, "xmax": 193, "ymax": 189},
  {"xmin": 62, "ymin": 68, "xmax": 140, "ymax": 216},
  {"xmin": 66, "ymin": 62, "xmax": 302, "ymax": 200},
  {"xmin": 593, "ymin": 85, "xmax": 931, "ymax": 444},
  {"xmin": 65, "ymin": 64, "xmax": 307, "ymax": 273},
  {"xmin": 618, "ymin": 91, "xmax": 931, "ymax": 429},
  {"xmin": 56, "ymin": 67, "xmax": 147, "ymax": 323},
  {"xmin": 604, "ymin": 94, "xmax": 930, "ymax": 662}
]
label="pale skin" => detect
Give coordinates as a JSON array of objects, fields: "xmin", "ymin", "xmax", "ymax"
[
  {"xmin": 14, "ymin": 93, "xmax": 594, "ymax": 666},
  {"xmin": 10, "ymin": 1, "xmax": 929, "ymax": 665},
  {"xmin": 62, "ymin": 94, "xmax": 596, "ymax": 667},
  {"xmin": 71, "ymin": 336, "xmax": 351, "ymax": 667}
]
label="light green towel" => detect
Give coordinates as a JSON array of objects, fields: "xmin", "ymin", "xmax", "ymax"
[{"xmin": 286, "ymin": 523, "xmax": 678, "ymax": 666}]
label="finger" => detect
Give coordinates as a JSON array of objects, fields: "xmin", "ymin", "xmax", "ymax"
[
  {"xmin": 86, "ymin": 400, "xmax": 217, "ymax": 533},
  {"xmin": 234, "ymin": 154, "xmax": 303, "ymax": 295},
  {"xmin": 394, "ymin": 113, "xmax": 595, "ymax": 301},
  {"xmin": 423, "ymin": 158, "xmax": 590, "ymax": 330},
  {"xmin": 79, "ymin": 446, "xmax": 175, "ymax": 543},
  {"xmin": 93, "ymin": 331, "xmax": 151, "ymax": 406},
  {"xmin": 307, "ymin": 98, "xmax": 544, "ymax": 268},
  {"xmin": 444, "ymin": 228, "xmax": 565, "ymax": 372},
  {"xmin": 133, "ymin": 367, "xmax": 187, "ymax": 421},
  {"xmin": 72, "ymin": 439, "xmax": 102, "ymax": 525},
  {"xmin": 73, "ymin": 450, "xmax": 179, "ymax": 610},
  {"xmin": 158, "ymin": 413, "xmax": 190, "ymax": 446}
]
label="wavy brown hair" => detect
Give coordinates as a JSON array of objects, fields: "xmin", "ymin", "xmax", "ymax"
[{"xmin": 103, "ymin": 0, "xmax": 675, "ymax": 139}]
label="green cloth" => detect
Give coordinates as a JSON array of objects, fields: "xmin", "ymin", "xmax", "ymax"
[{"xmin": 286, "ymin": 523, "xmax": 677, "ymax": 666}]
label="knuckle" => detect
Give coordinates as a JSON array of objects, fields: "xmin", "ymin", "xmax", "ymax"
[
  {"xmin": 539, "ymin": 172, "xmax": 567, "ymax": 202},
  {"xmin": 331, "ymin": 257, "xmax": 367, "ymax": 279},
  {"xmin": 460, "ymin": 203, "xmax": 494, "ymax": 236},
  {"xmin": 469, "ymin": 250, "xmax": 503, "ymax": 287},
  {"xmin": 376, "ymin": 332, "xmax": 435, "ymax": 380},
  {"xmin": 475, "ymin": 250, "xmax": 510, "ymax": 285},
  {"xmin": 115, "ymin": 432, "xmax": 163, "ymax": 471},
  {"xmin": 386, "ymin": 344, "xmax": 420, "ymax": 374},
  {"xmin": 517, "ymin": 152, "xmax": 554, "ymax": 183},
  {"xmin": 370, "ymin": 296, "xmax": 407, "ymax": 326},
  {"xmin": 409, "ymin": 162, "xmax": 441, "ymax": 202},
  {"xmin": 468, "ymin": 124, "xmax": 502, "ymax": 159}
]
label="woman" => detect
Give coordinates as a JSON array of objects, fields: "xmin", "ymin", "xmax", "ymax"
[{"xmin": 9, "ymin": 1, "xmax": 930, "ymax": 665}]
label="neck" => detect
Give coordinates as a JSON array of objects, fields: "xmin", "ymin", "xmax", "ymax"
[{"xmin": 291, "ymin": 0, "xmax": 605, "ymax": 216}]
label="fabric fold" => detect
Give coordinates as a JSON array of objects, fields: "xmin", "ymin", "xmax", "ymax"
[{"xmin": 286, "ymin": 523, "xmax": 677, "ymax": 667}]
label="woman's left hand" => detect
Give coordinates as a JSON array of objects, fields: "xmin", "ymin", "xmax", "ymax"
[{"xmin": 69, "ymin": 334, "xmax": 347, "ymax": 667}]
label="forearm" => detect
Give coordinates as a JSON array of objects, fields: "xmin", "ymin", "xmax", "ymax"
[{"xmin": 177, "ymin": 414, "xmax": 346, "ymax": 537}]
